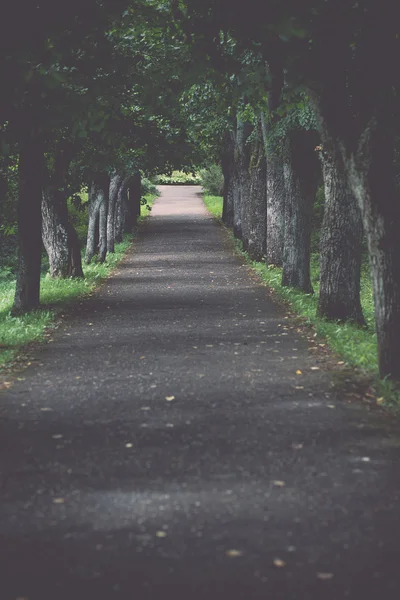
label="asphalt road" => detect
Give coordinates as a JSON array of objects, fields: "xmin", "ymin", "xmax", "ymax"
[{"xmin": 1, "ymin": 185, "xmax": 400, "ymax": 599}]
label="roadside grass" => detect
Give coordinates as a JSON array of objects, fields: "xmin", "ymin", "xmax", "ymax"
[
  {"xmin": 0, "ymin": 193, "xmax": 156, "ymax": 371},
  {"xmin": 203, "ymin": 195, "xmax": 225, "ymax": 219},
  {"xmin": 202, "ymin": 194, "xmax": 398, "ymax": 405}
]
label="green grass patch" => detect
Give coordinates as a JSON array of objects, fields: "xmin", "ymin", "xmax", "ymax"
[
  {"xmin": 203, "ymin": 193, "xmax": 398, "ymax": 403},
  {"xmin": 0, "ymin": 230, "xmax": 144, "ymax": 371},
  {"xmin": 203, "ymin": 195, "xmax": 225, "ymax": 219}
]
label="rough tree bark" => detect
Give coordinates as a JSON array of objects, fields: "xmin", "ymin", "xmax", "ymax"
[
  {"xmin": 125, "ymin": 172, "xmax": 141, "ymax": 233},
  {"xmin": 235, "ymin": 116, "xmax": 252, "ymax": 247},
  {"xmin": 221, "ymin": 130, "xmax": 235, "ymax": 227},
  {"xmin": 346, "ymin": 122, "xmax": 400, "ymax": 379},
  {"xmin": 261, "ymin": 113, "xmax": 285, "ymax": 266},
  {"xmin": 115, "ymin": 176, "xmax": 130, "ymax": 243},
  {"xmin": 303, "ymin": 4, "xmax": 400, "ymax": 379},
  {"xmin": 281, "ymin": 129, "xmax": 319, "ymax": 293},
  {"xmin": 41, "ymin": 146, "xmax": 83, "ymax": 278},
  {"xmin": 85, "ymin": 173, "xmax": 109, "ymax": 264},
  {"xmin": 316, "ymin": 136, "xmax": 364, "ymax": 324},
  {"xmin": 13, "ymin": 134, "xmax": 44, "ymax": 313},
  {"xmin": 231, "ymin": 126, "xmax": 242, "ymax": 239},
  {"xmin": 246, "ymin": 119, "xmax": 267, "ymax": 261},
  {"xmin": 107, "ymin": 172, "xmax": 123, "ymax": 254}
]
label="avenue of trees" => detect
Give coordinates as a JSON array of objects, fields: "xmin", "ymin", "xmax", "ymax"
[{"xmin": 1, "ymin": 0, "xmax": 399, "ymax": 382}]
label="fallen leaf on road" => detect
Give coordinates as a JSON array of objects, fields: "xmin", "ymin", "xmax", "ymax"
[
  {"xmin": 165, "ymin": 396, "xmax": 175, "ymax": 402},
  {"xmin": 273, "ymin": 558, "xmax": 286, "ymax": 567},
  {"xmin": 0, "ymin": 381, "xmax": 12, "ymax": 390},
  {"xmin": 311, "ymin": 366, "xmax": 320, "ymax": 371},
  {"xmin": 377, "ymin": 397, "xmax": 384, "ymax": 405},
  {"xmin": 53, "ymin": 498, "xmax": 65, "ymax": 504},
  {"xmin": 272, "ymin": 480, "xmax": 286, "ymax": 487},
  {"xmin": 316, "ymin": 572, "xmax": 334, "ymax": 580},
  {"xmin": 156, "ymin": 531, "xmax": 167, "ymax": 538},
  {"xmin": 225, "ymin": 549, "xmax": 243, "ymax": 558},
  {"xmin": 125, "ymin": 443, "xmax": 133, "ymax": 448},
  {"xmin": 296, "ymin": 370, "xmax": 302, "ymax": 375}
]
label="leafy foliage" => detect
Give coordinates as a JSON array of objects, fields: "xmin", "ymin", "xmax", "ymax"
[
  {"xmin": 199, "ymin": 165, "xmax": 224, "ymax": 196},
  {"xmin": 155, "ymin": 171, "xmax": 201, "ymax": 185}
]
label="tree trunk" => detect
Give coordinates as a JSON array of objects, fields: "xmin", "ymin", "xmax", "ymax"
[
  {"xmin": 345, "ymin": 122, "xmax": 400, "ymax": 379},
  {"xmin": 86, "ymin": 180, "xmax": 101, "ymax": 265},
  {"xmin": 232, "ymin": 132, "xmax": 242, "ymax": 239},
  {"xmin": 41, "ymin": 187, "xmax": 70, "ymax": 277},
  {"xmin": 98, "ymin": 190, "xmax": 108, "ymax": 263},
  {"xmin": 67, "ymin": 223, "xmax": 83, "ymax": 277},
  {"xmin": 281, "ymin": 129, "xmax": 319, "ymax": 293},
  {"xmin": 107, "ymin": 172, "xmax": 123, "ymax": 253},
  {"xmin": 42, "ymin": 187, "xmax": 83, "ymax": 278},
  {"xmin": 86, "ymin": 174, "xmax": 109, "ymax": 264},
  {"xmin": 310, "ymin": 77, "xmax": 400, "ymax": 379},
  {"xmin": 13, "ymin": 136, "xmax": 43, "ymax": 313},
  {"xmin": 115, "ymin": 176, "xmax": 130, "ymax": 242},
  {"xmin": 317, "ymin": 139, "xmax": 364, "ymax": 324},
  {"xmin": 247, "ymin": 119, "xmax": 267, "ymax": 261},
  {"xmin": 235, "ymin": 116, "xmax": 252, "ymax": 247},
  {"xmin": 221, "ymin": 131, "xmax": 235, "ymax": 227},
  {"xmin": 126, "ymin": 172, "xmax": 141, "ymax": 232},
  {"xmin": 261, "ymin": 112, "xmax": 285, "ymax": 266}
]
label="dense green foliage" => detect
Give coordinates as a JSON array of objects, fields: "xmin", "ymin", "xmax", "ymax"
[
  {"xmin": 155, "ymin": 171, "xmax": 201, "ymax": 185},
  {"xmin": 199, "ymin": 165, "xmax": 224, "ymax": 196}
]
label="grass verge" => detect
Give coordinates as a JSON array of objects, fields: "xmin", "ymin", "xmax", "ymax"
[
  {"xmin": 202, "ymin": 194, "xmax": 399, "ymax": 405},
  {"xmin": 0, "ymin": 196, "xmax": 156, "ymax": 371}
]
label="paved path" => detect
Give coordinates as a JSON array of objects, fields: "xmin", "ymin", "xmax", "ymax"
[{"xmin": 1, "ymin": 186, "xmax": 400, "ymax": 599}]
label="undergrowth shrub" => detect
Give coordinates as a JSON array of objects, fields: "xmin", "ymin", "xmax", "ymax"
[
  {"xmin": 155, "ymin": 170, "xmax": 201, "ymax": 185},
  {"xmin": 199, "ymin": 164, "xmax": 224, "ymax": 196}
]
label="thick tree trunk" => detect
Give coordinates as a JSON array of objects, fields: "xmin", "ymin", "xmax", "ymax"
[
  {"xmin": 281, "ymin": 129, "xmax": 319, "ymax": 293},
  {"xmin": 310, "ymin": 79, "xmax": 400, "ymax": 379},
  {"xmin": 125, "ymin": 172, "xmax": 141, "ymax": 233},
  {"xmin": 221, "ymin": 131, "xmax": 235, "ymax": 227},
  {"xmin": 85, "ymin": 174, "xmax": 109, "ymax": 264},
  {"xmin": 67, "ymin": 223, "xmax": 83, "ymax": 277},
  {"xmin": 232, "ymin": 146, "xmax": 242, "ymax": 239},
  {"xmin": 266, "ymin": 153, "xmax": 285, "ymax": 266},
  {"xmin": 235, "ymin": 117, "xmax": 252, "ymax": 247},
  {"xmin": 86, "ymin": 181, "xmax": 101, "ymax": 265},
  {"xmin": 13, "ymin": 136, "xmax": 43, "ymax": 313},
  {"xmin": 317, "ymin": 140, "xmax": 364, "ymax": 324},
  {"xmin": 115, "ymin": 176, "xmax": 130, "ymax": 242},
  {"xmin": 247, "ymin": 119, "xmax": 267, "ymax": 261},
  {"xmin": 261, "ymin": 112, "xmax": 285, "ymax": 266},
  {"xmin": 346, "ymin": 122, "xmax": 400, "ymax": 379},
  {"xmin": 42, "ymin": 186, "xmax": 83, "ymax": 278},
  {"xmin": 98, "ymin": 192, "xmax": 108, "ymax": 263},
  {"xmin": 107, "ymin": 172, "xmax": 123, "ymax": 254},
  {"xmin": 41, "ymin": 188, "xmax": 69, "ymax": 277}
]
